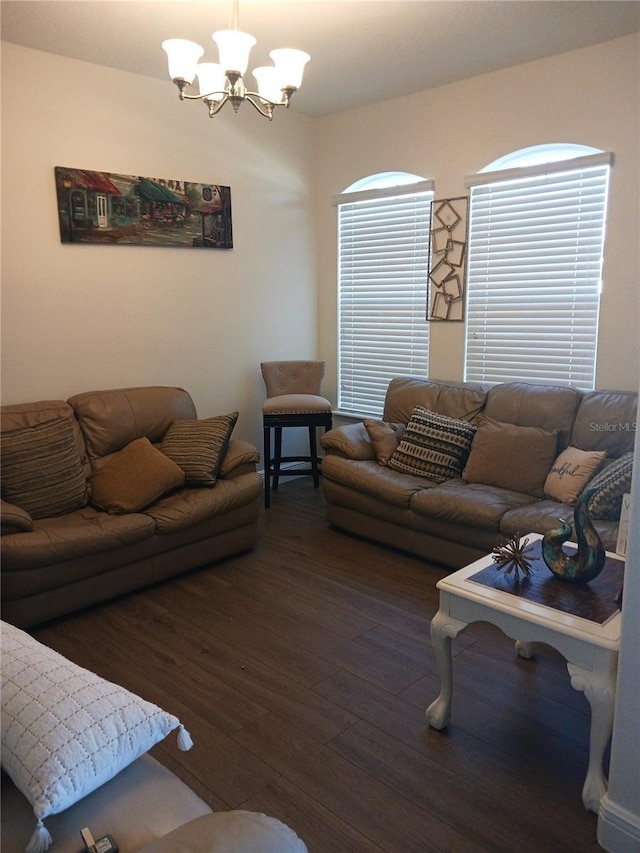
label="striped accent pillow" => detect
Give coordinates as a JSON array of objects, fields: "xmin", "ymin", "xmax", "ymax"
[
  {"xmin": 1, "ymin": 418, "xmax": 88, "ymax": 519},
  {"xmin": 587, "ymin": 452, "xmax": 633, "ymax": 520},
  {"xmin": 161, "ymin": 412, "xmax": 239, "ymax": 486},
  {"xmin": 388, "ymin": 406, "xmax": 476, "ymax": 483}
]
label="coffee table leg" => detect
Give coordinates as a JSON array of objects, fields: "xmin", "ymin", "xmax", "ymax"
[
  {"xmin": 426, "ymin": 609, "xmax": 468, "ymax": 730},
  {"xmin": 567, "ymin": 660, "xmax": 616, "ymax": 812},
  {"xmin": 515, "ymin": 640, "xmax": 536, "ymax": 659}
]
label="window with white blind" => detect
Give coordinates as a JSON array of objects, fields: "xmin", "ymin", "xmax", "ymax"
[
  {"xmin": 335, "ymin": 173, "xmax": 434, "ymax": 416},
  {"xmin": 464, "ymin": 146, "xmax": 612, "ymax": 390}
]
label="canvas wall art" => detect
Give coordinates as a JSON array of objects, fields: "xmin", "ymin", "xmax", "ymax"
[{"xmin": 54, "ymin": 167, "xmax": 233, "ymax": 248}]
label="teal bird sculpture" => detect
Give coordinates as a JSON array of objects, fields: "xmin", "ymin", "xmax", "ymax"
[{"xmin": 542, "ymin": 483, "xmax": 606, "ymax": 584}]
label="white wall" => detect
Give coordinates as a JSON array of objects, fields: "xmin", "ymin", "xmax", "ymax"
[
  {"xmin": 2, "ymin": 36, "xmax": 639, "ymax": 444},
  {"xmin": 0, "ymin": 43, "xmax": 318, "ymax": 453},
  {"xmin": 316, "ymin": 34, "xmax": 640, "ymax": 399}
]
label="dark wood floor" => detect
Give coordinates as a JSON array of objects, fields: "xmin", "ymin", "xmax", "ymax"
[{"xmin": 34, "ymin": 479, "xmax": 605, "ymax": 852}]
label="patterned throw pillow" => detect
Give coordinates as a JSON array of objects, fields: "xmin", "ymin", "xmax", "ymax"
[
  {"xmin": 1, "ymin": 620, "xmax": 193, "ymax": 853},
  {"xmin": 363, "ymin": 419, "xmax": 406, "ymax": 466},
  {"xmin": 1, "ymin": 418, "xmax": 88, "ymax": 519},
  {"xmin": 90, "ymin": 437, "xmax": 185, "ymax": 514},
  {"xmin": 388, "ymin": 406, "xmax": 476, "ymax": 483},
  {"xmin": 586, "ymin": 452, "xmax": 633, "ymax": 520},
  {"xmin": 161, "ymin": 413, "xmax": 238, "ymax": 486},
  {"xmin": 543, "ymin": 446, "xmax": 608, "ymax": 504}
]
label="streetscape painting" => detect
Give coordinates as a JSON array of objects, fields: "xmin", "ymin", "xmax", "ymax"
[{"xmin": 54, "ymin": 167, "xmax": 233, "ymax": 249}]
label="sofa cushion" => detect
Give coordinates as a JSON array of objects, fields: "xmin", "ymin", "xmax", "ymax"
[
  {"xmin": 570, "ymin": 390, "xmax": 638, "ymax": 455},
  {"xmin": 543, "ymin": 446, "xmax": 608, "ymax": 504},
  {"xmin": 462, "ymin": 415, "xmax": 557, "ymax": 497},
  {"xmin": 69, "ymin": 386, "xmax": 197, "ymax": 460},
  {"xmin": 388, "ymin": 407, "xmax": 477, "ymax": 483},
  {"xmin": 411, "ymin": 478, "xmax": 535, "ymax": 531},
  {"xmin": 382, "ymin": 377, "xmax": 487, "ymax": 424},
  {"xmin": 1, "ymin": 418, "xmax": 89, "ymax": 519},
  {"xmin": 321, "ymin": 456, "xmax": 429, "ymax": 508},
  {"xmin": 586, "ymin": 452, "xmax": 634, "ymax": 520},
  {"xmin": 363, "ymin": 420, "xmax": 406, "ymax": 466},
  {"xmin": 0, "ymin": 508, "xmax": 156, "ymax": 572},
  {"xmin": 144, "ymin": 473, "xmax": 263, "ymax": 533},
  {"xmin": 500, "ymin": 501, "xmax": 619, "ymax": 553},
  {"xmin": 90, "ymin": 437, "xmax": 185, "ymax": 514},
  {"xmin": 0, "ymin": 622, "xmax": 192, "ymax": 853},
  {"xmin": 161, "ymin": 413, "xmax": 238, "ymax": 486},
  {"xmin": 482, "ymin": 382, "xmax": 581, "ymax": 450}
]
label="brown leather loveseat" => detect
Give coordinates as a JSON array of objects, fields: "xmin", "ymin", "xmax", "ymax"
[
  {"xmin": 1, "ymin": 386, "xmax": 262, "ymax": 628},
  {"xmin": 321, "ymin": 378, "xmax": 636, "ymax": 569}
]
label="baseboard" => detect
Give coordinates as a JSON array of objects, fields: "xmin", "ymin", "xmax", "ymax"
[
  {"xmin": 260, "ymin": 461, "xmax": 319, "ymax": 479},
  {"xmin": 598, "ymin": 796, "xmax": 640, "ymax": 852}
]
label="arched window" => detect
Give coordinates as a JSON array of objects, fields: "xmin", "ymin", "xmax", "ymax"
[
  {"xmin": 464, "ymin": 144, "xmax": 612, "ymax": 390},
  {"xmin": 334, "ymin": 172, "xmax": 434, "ymax": 415}
]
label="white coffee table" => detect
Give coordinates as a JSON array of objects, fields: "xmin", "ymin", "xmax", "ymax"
[{"xmin": 426, "ymin": 534, "xmax": 623, "ymax": 813}]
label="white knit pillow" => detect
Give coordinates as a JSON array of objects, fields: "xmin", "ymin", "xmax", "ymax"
[{"xmin": 1, "ymin": 621, "xmax": 193, "ymax": 853}]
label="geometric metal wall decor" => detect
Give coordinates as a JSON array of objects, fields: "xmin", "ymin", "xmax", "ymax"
[
  {"xmin": 427, "ymin": 196, "xmax": 469, "ymax": 321},
  {"xmin": 54, "ymin": 166, "xmax": 233, "ymax": 248}
]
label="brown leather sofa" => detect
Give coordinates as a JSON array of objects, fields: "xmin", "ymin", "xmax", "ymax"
[
  {"xmin": 321, "ymin": 378, "xmax": 636, "ymax": 569},
  {"xmin": 1, "ymin": 386, "xmax": 262, "ymax": 628}
]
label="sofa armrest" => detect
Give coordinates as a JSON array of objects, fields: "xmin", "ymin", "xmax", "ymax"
[
  {"xmin": 320, "ymin": 423, "xmax": 376, "ymax": 461},
  {"xmin": 1, "ymin": 754, "xmax": 211, "ymax": 853},
  {"xmin": 219, "ymin": 439, "xmax": 260, "ymax": 478},
  {"xmin": 1, "ymin": 500, "xmax": 34, "ymax": 535}
]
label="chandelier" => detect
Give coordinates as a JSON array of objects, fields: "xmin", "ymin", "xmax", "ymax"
[{"xmin": 162, "ymin": 0, "xmax": 310, "ymax": 120}]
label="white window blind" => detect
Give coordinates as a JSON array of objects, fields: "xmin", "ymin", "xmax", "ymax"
[
  {"xmin": 464, "ymin": 154, "xmax": 611, "ymax": 390},
  {"xmin": 337, "ymin": 182, "xmax": 433, "ymax": 416}
]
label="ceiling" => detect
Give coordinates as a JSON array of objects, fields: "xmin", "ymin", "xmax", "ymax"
[{"xmin": 1, "ymin": 0, "xmax": 639, "ymax": 116}]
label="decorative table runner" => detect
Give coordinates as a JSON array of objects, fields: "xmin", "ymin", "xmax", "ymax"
[{"xmin": 469, "ymin": 539, "xmax": 624, "ymax": 625}]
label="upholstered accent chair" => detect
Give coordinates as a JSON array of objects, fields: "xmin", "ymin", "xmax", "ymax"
[{"xmin": 260, "ymin": 361, "xmax": 332, "ymax": 508}]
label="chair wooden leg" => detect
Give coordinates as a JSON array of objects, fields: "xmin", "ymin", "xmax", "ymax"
[
  {"xmin": 309, "ymin": 425, "xmax": 320, "ymax": 487},
  {"xmin": 263, "ymin": 424, "xmax": 271, "ymax": 509},
  {"xmin": 273, "ymin": 426, "xmax": 283, "ymax": 491}
]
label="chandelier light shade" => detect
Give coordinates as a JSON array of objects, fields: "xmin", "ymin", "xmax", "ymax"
[
  {"xmin": 212, "ymin": 29, "xmax": 256, "ymax": 76},
  {"xmin": 196, "ymin": 63, "xmax": 226, "ymax": 104},
  {"xmin": 162, "ymin": 0, "xmax": 310, "ymax": 120},
  {"xmin": 269, "ymin": 49, "xmax": 310, "ymax": 90},
  {"xmin": 162, "ymin": 39, "xmax": 204, "ymax": 83}
]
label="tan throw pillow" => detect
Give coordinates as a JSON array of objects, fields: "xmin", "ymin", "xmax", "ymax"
[
  {"xmin": 1, "ymin": 418, "xmax": 88, "ymax": 519},
  {"xmin": 90, "ymin": 437, "xmax": 185, "ymax": 514},
  {"xmin": 363, "ymin": 419, "xmax": 406, "ymax": 466},
  {"xmin": 388, "ymin": 406, "xmax": 477, "ymax": 483},
  {"xmin": 544, "ymin": 446, "xmax": 607, "ymax": 504},
  {"xmin": 462, "ymin": 415, "xmax": 558, "ymax": 497},
  {"xmin": 161, "ymin": 413, "xmax": 238, "ymax": 486}
]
